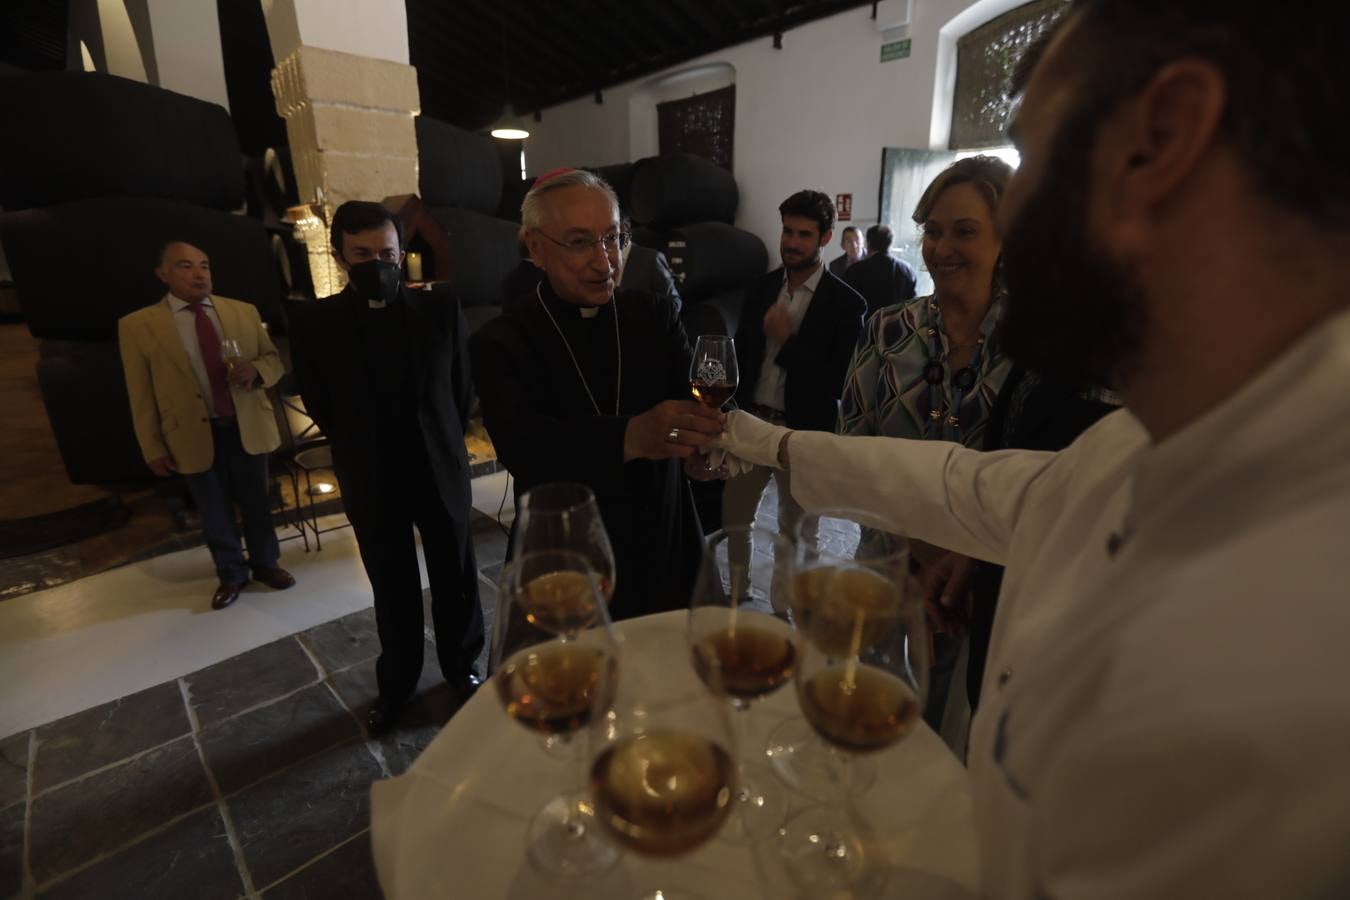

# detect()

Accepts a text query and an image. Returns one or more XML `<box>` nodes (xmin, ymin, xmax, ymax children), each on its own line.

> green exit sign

<box><xmin>881</xmin><ymin>38</ymin><xmax>911</xmax><ymax>62</ymax></box>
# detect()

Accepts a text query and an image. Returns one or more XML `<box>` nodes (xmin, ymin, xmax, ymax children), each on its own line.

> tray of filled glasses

<box><xmin>371</xmin><ymin>516</ymin><xmax>979</xmax><ymax>899</ymax></box>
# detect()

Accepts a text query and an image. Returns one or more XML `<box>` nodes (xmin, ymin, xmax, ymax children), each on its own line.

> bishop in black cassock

<box><xmin>469</xmin><ymin>169</ymin><xmax>721</xmax><ymax>620</ymax></box>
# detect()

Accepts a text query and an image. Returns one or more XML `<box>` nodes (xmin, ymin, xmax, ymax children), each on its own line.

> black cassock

<box><xmin>469</xmin><ymin>279</ymin><xmax>703</xmax><ymax>620</ymax></box>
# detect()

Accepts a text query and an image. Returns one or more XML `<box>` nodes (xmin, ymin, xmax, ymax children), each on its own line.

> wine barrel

<box><xmin>0</xmin><ymin>72</ymin><xmax>244</xmax><ymax>212</ymax></box>
<box><xmin>36</xmin><ymin>339</ymin><xmax>151</xmax><ymax>484</ymax></box>
<box><xmin>628</xmin><ymin>154</ymin><xmax>737</xmax><ymax>227</ymax></box>
<box><xmin>0</xmin><ymin>197</ymin><xmax>283</xmax><ymax>340</ymax></box>
<box><xmin>271</xmin><ymin>231</ymin><xmax>314</xmax><ymax>300</ymax></box>
<box><xmin>496</xmin><ymin>174</ymin><xmax>531</xmax><ymax>222</ymax></box>
<box><xmin>423</xmin><ymin>206</ymin><xmax>521</xmax><ymax>308</ymax></box>
<box><xmin>587</xmin><ymin>162</ymin><xmax>637</xmax><ymax>215</ymax></box>
<box><xmin>680</xmin><ymin>289</ymin><xmax>743</xmax><ymax>339</ymax></box>
<box><xmin>417</xmin><ymin>116</ymin><xmax>502</xmax><ymax>215</ymax></box>
<box><xmin>653</xmin><ymin>222</ymin><xmax>767</xmax><ymax>303</ymax></box>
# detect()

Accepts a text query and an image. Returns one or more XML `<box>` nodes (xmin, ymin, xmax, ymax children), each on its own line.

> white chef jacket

<box><xmin>788</xmin><ymin>305</ymin><xmax>1350</xmax><ymax>898</ymax></box>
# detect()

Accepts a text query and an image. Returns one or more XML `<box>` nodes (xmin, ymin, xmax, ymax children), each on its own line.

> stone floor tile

<box><xmin>230</xmin><ymin>739</ymin><xmax>382</xmax><ymax>890</ymax></box>
<box><xmin>301</xmin><ymin>608</ymin><xmax>379</xmax><ymax>674</ymax></box>
<box><xmin>260</xmin><ymin>831</ymin><xmax>382</xmax><ymax>900</ymax></box>
<box><xmin>33</xmin><ymin>682</ymin><xmax>188</xmax><ymax>793</ymax></box>
<box><xmin>200</xmin><ymin>683</ymin><xmax>359</xmax><ymax>796</ymax></box>
<box><xmin>29</xmin><ymin>736</ymin><xmax>211</xmax><ymax>884</ymax></box>
<box><xmin>37</xmin><ymin>806</ymin><xmax>241</xmax><ymax>900</ymax></box>
<box><xmin>470</xmin><ymin>514</ymin><xmax>509</xmax><ymax>568</ymax></box>
<box><xmin>184</xmin><ymin>638</ymin><xmax>319</xmax><ymax>728</ymax></box>
<box><xmin>373</xmin><ymin>681</ymin><xmax>463</xmax><ymax>776</ymax></box>
<box><xmin>328</xmin><ymin>645</ymin><xmax>445</xmax><ymax>722</ymax></box>
<box><xmin>0</xmin><ymin>731</ymin><xmax>28</xmax><ymax>811</ymax></box>
<box><xmin>1</xmin><ymin>802</ymin><xmax>23</xmax><ymax>900</ymax></box>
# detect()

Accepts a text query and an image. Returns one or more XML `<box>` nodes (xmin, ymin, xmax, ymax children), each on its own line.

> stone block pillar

<box><xmin>269</xmin><ymin>45</ymin><xmax>420</xmax><ymax>296</ymax></box>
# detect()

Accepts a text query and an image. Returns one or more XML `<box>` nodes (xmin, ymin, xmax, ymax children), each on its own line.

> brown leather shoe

<box><xmin>253</xmin><ymin>567</ymin><xmax>296</xmax><ymax>590</ymax></box>
<box><xmin>212</xmin><ymin>582</ymin><xmax>244</xmax><ymax>611</ymax></box>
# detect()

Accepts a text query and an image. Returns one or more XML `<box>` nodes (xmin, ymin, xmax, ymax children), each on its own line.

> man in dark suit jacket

<box><xmin>724</xmin><ymin>190</ymin><xmax>866</xmax><ymax>577</ymax></box>
<box><xmin>843</xmin><ymin>224</ymin><xmax>918</xmax><ymax>319</ymax></box>
<box><xmin>289</xmin><ymin>201</ymin><xmax>485</xmax><ymax>735</ymax></box>
<box><xmin>826</xmin><ymin>225</ymin><xmax>865</xmax><ymax>278</ymax></box>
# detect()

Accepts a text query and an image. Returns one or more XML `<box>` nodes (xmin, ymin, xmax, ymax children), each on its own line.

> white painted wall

<box><xmin>67</xmin><ymin>0</ymin><xmax>230</xmax><ymax>109</ymax></box>
<box><xmin>145</xmin><ymin>0</ymin><xmax>230</xmax><ymax>109</ymax></box>
<box><xmin>262</xmin><ymin>0</ymin><xmax>408</xmax><ymax>65</ymax></box>
<box><xmin>500</xmin><ymin>0</ymin><xmax>1007</xmax><ymax>264</ymax></box>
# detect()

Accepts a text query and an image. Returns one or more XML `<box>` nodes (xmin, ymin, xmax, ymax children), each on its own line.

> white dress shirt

<box><xmin>753</xmin><ymin>263</ymin><xmax>824</xmax><ymax>411</ymax></box>
<box><xmin>167</xmin><ymin>293</ymin><xmax>227</xmax><ymax>418</ymax></box>
<box><xmin>787</xmin><ymin>305</ymin><xmax>1350</xmax><ymax>898</ymax></box>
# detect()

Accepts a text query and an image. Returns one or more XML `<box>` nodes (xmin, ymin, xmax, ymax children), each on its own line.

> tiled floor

<box><xmin>1</xmin><ymin>516</ymin><xmax>508</xmax><ymax>900</ymax></box>
<box><xmin>0</xmin><ymin>470</ymin><xmax>777</xmax><ymax>899</ymax></box>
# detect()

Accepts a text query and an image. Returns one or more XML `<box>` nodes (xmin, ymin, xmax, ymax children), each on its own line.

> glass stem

<box><xmin>563</xmin><ymin>723</ymin><xmax>590</xmax><ymax>838</ymax></box>
<box><xmin>730</xmin><ymin>699</ymin><xmax>752</xmax><ymax>801</ymax></box>
<box><xmin>824</xmin><ymin>748</ymin><xmax>853</xmax><ymax>866</ymax></box>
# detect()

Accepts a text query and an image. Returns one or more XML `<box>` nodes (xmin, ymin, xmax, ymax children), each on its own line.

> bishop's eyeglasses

<box><xmin>537</xmin><ymin>230</ymin><xmax>631</xmax><ymax>257</ymax></box>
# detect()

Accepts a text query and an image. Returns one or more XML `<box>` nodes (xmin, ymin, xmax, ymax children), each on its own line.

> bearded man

<box><xmin>714</xmin><ymin>2</ymin><xmax>1350</xmax><ymax>895</ymax></box>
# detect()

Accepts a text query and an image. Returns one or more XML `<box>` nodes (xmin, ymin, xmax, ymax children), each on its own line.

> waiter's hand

<box><xmin>921</xmin><ymin>551</ymin><xmax>975</xmax><ymax>635</ymax></box>
<box><xmin>763</xmin><ymin>303</ymin><xmax>792</xmax><ymax>344</ymax></box>
<box><xmin>147</xmin><ymin>456</ymin><xmax>177</xmax><ymax>477</ymax></box>
<box><xmin>227</xmin><ymin>360</ymin><xmax>259</xmax><ymax>388</ymax></box>
<box><xmin>625</xmin><ymin>400</ymin><xmax>724</xmax><ymax>462</ymax></box>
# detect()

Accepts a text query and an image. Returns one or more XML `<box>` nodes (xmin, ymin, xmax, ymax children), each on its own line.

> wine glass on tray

<box><xmin>588</xmin><ymin>618</ymin><xmax>739</xmax><ymax>899</ymax></box>
<box><xmin>777</xmin><ymin>521</ymin><xmax>927</xmax><ymax>895</ymax></box>
<box><xmin>687</xmin><ymin>525</ymin><xmax>796</xmax><ymax>843</ymax></box>
<box><xmin>490</xmin><ymin>549</ymin><xmax>621</xmax><ymax>875</ymax></box>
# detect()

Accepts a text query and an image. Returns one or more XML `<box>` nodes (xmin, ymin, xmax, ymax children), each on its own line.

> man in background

<box><xmin>843</xmin><ymin>223</ymin><xmax>918</xmax><ymax>318</ymax></box>
<box><xmin>723</xmin><ymin>190</ymin><xmax>865</xmax><ymax>565</ymax></box>
<box><xmin>826</xmin><ymin>224</ymin><xmax>866</xmax><ymax>277</ymax></box>
<box><xmin>119</xmin><ymin>240</ymin><xmax>294</xmax><ymax>611</ymax></box>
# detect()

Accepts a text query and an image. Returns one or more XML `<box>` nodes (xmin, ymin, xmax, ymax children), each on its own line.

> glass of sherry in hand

<box><xmin>689</xmin><ymin>335</ymin><xmax>738</xmax><ymax>409</ymax></box>
<box><xmin>686</xmin><ymin>525</ymin><xmax>795</xmax><ymax>844</ymax></box>
<box><xmin>491</xmin><ymin>549</ymin><xmax>622</xmax><ymax>875</ymax></box>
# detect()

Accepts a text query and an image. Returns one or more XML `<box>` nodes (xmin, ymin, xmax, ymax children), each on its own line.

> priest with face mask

<box><xmin>289</xmin><ymin>200</ymin><xmax>485</xmax><ymax>736</ymax></box>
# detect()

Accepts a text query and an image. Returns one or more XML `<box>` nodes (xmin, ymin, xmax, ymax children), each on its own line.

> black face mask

<box><xmin>346</xmin><ymin>259</ymin><xmax>401</xmax><ymax>304</ymax></box>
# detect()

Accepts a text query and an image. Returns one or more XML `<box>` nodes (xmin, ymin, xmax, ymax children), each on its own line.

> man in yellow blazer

<box><xmin>119</xmin><ymin>240</ymin><xmax>296</xmax><ymax>610</ymax></box>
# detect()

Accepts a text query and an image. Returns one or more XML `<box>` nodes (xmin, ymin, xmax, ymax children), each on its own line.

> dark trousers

<box><xmin>349</xmin><ymin>480</ymin><xmax>486</xmax><ymax>702</ymax></box>
<box><xmin>183</xmin><ymin>419</ymin><xmax>279</xmax><ymax>584</ymax></box>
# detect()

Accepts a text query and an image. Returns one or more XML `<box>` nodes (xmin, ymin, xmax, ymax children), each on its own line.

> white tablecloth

<box><xmin>370</xmin><ymin>611</ymin><xmax>979</xmax><ymax>898</ymax></box>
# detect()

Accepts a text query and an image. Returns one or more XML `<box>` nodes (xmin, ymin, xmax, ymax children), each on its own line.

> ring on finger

<box><xmin>667</xmin><ymin>427</ymin><xmax>680</xmax><ymax>442</ymax></box>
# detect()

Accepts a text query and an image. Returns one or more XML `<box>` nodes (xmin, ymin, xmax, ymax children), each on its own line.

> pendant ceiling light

<box><xmin>490</xmin><ymin>8</ymin><xmax>529</xmax><ymax>140</ymax></box>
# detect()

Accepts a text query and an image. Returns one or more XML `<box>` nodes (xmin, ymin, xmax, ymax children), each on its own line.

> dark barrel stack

<box><xmin>615</xmin><ymin>153</ymin><xmax>766</xmax><ymax>338</ymax></box>
<box><xmin>0</xmin><ymin>72</ymin><xmax>285</xmax><ymax>484</ymax></box>
<box><xmin>414</xmin><ymin>115</ymin><xmax>520</xmax><ymax>336</ymax></box>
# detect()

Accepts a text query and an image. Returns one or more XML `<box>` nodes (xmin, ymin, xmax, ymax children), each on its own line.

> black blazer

<box><xmin>735</xmin><ymin>266</ymin><xmax>866</xmax><ymax>432</ymax></box>
<box><xmin>287</xmin><ymin>285</ymin><xmax>474</xmax><ymax>529</ymax></box>
<box><xmin>843</xmin><ymin>252</ymin><xmax>918</xmax><ymax>319</ymax></box>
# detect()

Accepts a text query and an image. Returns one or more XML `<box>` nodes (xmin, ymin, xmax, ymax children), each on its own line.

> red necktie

<box><xmin>189</xmin><ymin>303</ymin><xmax>235</xmax><ymax>417</ymax></box>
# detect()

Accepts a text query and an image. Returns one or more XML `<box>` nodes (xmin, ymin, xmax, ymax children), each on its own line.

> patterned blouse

<box><xmin>836</xmin><ymin>294</ymin><xmax>1011</xmax><ymax>447</ymax></box>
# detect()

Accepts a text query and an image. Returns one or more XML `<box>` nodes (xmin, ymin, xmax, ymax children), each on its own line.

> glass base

<box><xmin>717</xmin><ymin>761</ymin><xmax>789</xmax><ymax>845</ymax></box>
<box><xmin>539</xmin><ymin>731</ymin><xmax>575</xmax><ymax>758</ymax></box>
<box><xmin>777</xmin><ymin>806</ymin><xmax>885</xmax><ymax>896</ymax></box>
<box><xmin>765</xmin><ymin>717</ymin><xmax>876</xmax><ymax>802</ymax></box>
<box><xmin>526</xmin><ymin>792</ymin><xmax>622</xmax><ymax>876</ymax></box>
